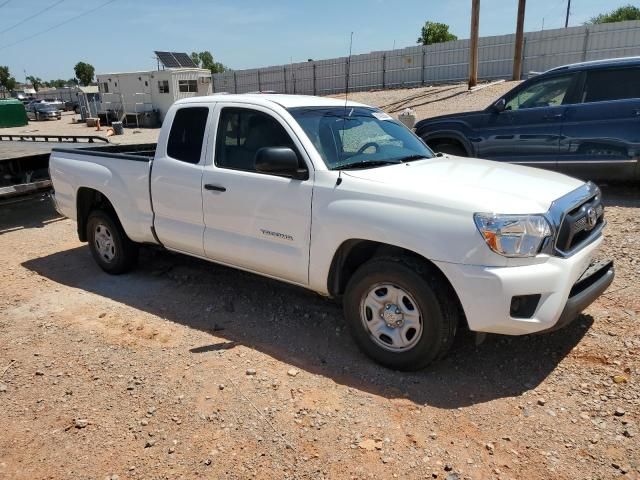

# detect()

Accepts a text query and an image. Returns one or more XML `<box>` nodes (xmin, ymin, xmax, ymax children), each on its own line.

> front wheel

<box><xmin>432</xmin><ymin>142</ymin><xmax>467</xmax><ymax>157</ymax></box>
<box><xmin>343</xmin><ymin>257</ymin><xmax>458</xmax><ymax>370</ymax></box>
<box><xmin>87</xmin><ymin>209</ymin><xmax>138</xmax><ymax>274</ymax></box>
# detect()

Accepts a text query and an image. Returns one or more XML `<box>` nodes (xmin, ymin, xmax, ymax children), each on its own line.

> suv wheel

<box><xmin>343</xmin><ymin>257</ymin><xmax>458</xmax><ymax>370</ymax></box>
<box><xmin>87</xmin><ymin>209</ymin><xmax>138</xmax><ymax>274</ymax></box>
<box><xmin>433</xmin><ymin>142</ymin><xmax>467</xmax><ymax>157</ymax></box>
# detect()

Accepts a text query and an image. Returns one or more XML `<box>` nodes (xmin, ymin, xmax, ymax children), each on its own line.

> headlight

<box><xmin>474</xmin><ymin>213</ymin><xmax>552</xmax><ymax>257</ymax></box>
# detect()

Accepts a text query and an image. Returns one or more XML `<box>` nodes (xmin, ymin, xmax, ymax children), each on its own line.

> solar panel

<box><xmin>155</xmin><ymin>51</ymin><xmax>197</xmax><ymax>69</ymax></box>
<box><xmin>155</xmin><ymin>51</ymin><xmax>180</xmax><ymax>68</ymax></box>
<box><xmin>173</xmin><ymin>52</ymin><xmax>197</xmax><ymax>68</ymax></box>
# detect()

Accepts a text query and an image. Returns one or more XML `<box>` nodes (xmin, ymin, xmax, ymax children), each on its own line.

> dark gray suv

<box><xmin>415</xmin><ymin>56</ymin><xmax>640</xmax><ymax>182</ymax></box>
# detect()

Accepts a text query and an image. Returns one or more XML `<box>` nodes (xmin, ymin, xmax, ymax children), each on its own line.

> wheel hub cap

<box><xmin>94</xmin><ymin>223</ymin><xmax>116</xmax><ymax>263</ymax></box>
<box><xmin>382</xmin><ymin>304</ymin><xmax>404</xmax><ymax>328</ymax></box>
<box><xmin>360</xmin><ymin>283</ymin><xmax>423</xmax><ymax>352</ymax></box>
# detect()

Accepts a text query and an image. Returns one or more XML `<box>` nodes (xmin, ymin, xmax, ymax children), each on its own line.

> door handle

<box><xmin>633</xmin><ymin>109</ymin><xmax>640</xmax><ymax>116</ymax></box>
<box><xmin>544</xmin><ymin>113</ymin><xmax>564</xmax><ymax>120</ymax></box>
<box><xmin>204</xmin><ymin>184</ymin><xmax>226</xmax><ymax>192</ymax></box>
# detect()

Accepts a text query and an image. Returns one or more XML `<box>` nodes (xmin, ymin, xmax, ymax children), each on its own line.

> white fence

<box><xmin>212</xmin><ymin>20</ymin><xmax>640</xmax><ymax>95</ymax></box>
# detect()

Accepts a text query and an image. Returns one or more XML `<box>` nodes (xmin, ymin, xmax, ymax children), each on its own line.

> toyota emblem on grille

<box><xmin>585</xmin><ymin>207</ymin><xmax>597</xmax><ymax>230</ymax></box>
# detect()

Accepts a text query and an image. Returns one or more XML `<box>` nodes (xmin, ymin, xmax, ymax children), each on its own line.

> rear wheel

<box><xmin>343</xmin><ymin>257</ymin><xmax>458</xmax><ymax>370</ymax></box>
<box><xmin>87</xmin><ymin>209</ymin><xmax>138</xmax><ymax>274</ymax></box>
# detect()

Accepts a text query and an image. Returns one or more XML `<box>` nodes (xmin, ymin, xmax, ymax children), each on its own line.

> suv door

<box><xmin>477</xmin><ymin>73</ymin><xmax>578</xmax><ymax>169</ymax></box>
<box><xmin>556</xmin><ymin>67</ymin><xmax>640</xmax><ymax>181</ymax></box>
<box><xmin>202</xmin><ymin>105</ymin><xmax>313</xmax><ymax>285</ymax></box>
<box><xmin>151</xmin><ymin>106</ymin><xmax>210</xmax><ymax>256</ymax></box>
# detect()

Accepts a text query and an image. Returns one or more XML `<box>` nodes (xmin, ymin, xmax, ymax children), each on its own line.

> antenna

<box><xmin>344</xmin><ymin>31</ymin><xmax>353</xmax><ymax>110</ymax></box>
<box><xmin>337</xmin><ymin>32</ymin><xmax>353</xmax><ymax>187</ymax></box>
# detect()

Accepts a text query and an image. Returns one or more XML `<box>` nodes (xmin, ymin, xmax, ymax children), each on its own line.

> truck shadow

<box><xmin>0</xmin><ymin>194</ymin><xmax>64</xmax><ymax>234</ymax></box>
<box><xmin>22</xmin><ymin>244</ymin><xmax>592</xmax><ymax>409</ymax></box>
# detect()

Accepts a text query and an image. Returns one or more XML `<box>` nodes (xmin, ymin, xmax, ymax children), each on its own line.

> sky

<box><xmin>0</xmin><ymin>0</ymin><xmax>631</xmax><ymax>81</ymax></box>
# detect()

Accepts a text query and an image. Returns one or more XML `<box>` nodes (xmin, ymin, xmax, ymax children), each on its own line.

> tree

<box><xmin>588</xmin><ymin>4</ymin><xmax>640</xmax><ymax>24</ymax></box>
<box><xmin>74</xmin><ymin>61</ymin><xmax>95</xmax><ymax>86</ymax></box>
<box><xmin>417</xmin><ymin>21</ymin><xmax>458</xmax><ymax>45</ymax></box>
<box><xmin>190</xmin><ymin>51</ymin><xmax>201</xmax><ymax>67</ymax></box>
<box><xmin>191</xmin><ymin>51</ymin><xmax>227</xmax><ymax>73</ymax></box>
<box><xmin>4</xmin><ymin>76</ymin><xmax>16</xmax><ymax>94</ymax></box>
<box><xmin>0</xmin><ymin>66</ymin><xmax>17</xmax><ymax>98</ymax></box>
<box><xmin>48</xmin><ymin>79</ymin><xmax>68</xmax><ymax>88</ymax></box>
<box><xmin>68</xmin><ymin>77</ymin><xmax>79</xmax><ymax>86</ymax></box>
<box><xmin>0</xmin><ymin>66</ymin><xmax>10</xmax><ymax>97</ymax></box>
<box><xmin>26</xmin><ymin>75</ymin><xmax>43</xmax><ymax>92</ymax></box>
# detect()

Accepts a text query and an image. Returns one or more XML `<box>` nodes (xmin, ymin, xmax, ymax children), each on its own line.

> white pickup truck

<box><xmin>50</xmin><ymin>94</ymin><xmax>614</xmax><ymax>370</ymax></box>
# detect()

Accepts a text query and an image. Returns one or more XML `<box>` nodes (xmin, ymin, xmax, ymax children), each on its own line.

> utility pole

<box><xmin>512</xmin><ymin>0</ymin><xmax>526</xmax><ymax>80</ymax></box>
<box><xmin>564</xmin><ymin>0</ymin><xmax>571</xmax><ymax>28</ymax></box>
<box><xmin>468</xmin><ymin>0</ymin><xmax>480</xmax><ymax>89</ymax></box>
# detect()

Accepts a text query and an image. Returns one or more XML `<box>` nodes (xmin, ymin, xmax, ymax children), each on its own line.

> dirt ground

<box><xmin>0</xmin><ymin>112</ymin><xmax>159</xmax><ymax>146</ymax></box>
<box><xmin>0</xmin><ymin>84</ymin><xmax>639</xmax><ymax>480</ymax></box>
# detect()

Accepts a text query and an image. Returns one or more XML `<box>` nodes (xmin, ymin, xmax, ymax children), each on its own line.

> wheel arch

<box><xmin>327</xmin><ymin>239</ymin><xmax>468</xmax><ymax>328</ymax></box>
<box><xmin>76</xmin><ymin>187</ymin><xmax>118</xmax><ymax>242</ymax></box>
<box><xmin>420</xmin><ymin>130</ymin><xmax>474</xmax><ymax>156</ymax></box>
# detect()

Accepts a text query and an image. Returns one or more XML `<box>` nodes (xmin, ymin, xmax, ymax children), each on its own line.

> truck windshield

<box><xmin>288</xmin><ymin>106</ymin><xmax>434</xmax><ymax>170</ymax></box>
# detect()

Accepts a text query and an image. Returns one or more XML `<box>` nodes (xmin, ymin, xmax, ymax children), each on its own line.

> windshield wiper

<box><xmin>333</xmin><ymin>159</ymin><xmax>402</xmax><ymax>170</ymax></box>
<box><xmin>394</xmin><ymin>154</ymin><xmax>430</xmax><ymax>163</ymax></box>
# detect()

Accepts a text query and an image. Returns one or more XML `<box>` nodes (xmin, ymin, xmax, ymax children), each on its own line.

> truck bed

<box><xmin>51</xmin><ymin>143</ymin><xmax>157</xmax><ymax>161</ymax></box>
<box><xmin>49</xmin><ymin>143</ymin><xmax>159</xmax><ymax>244</ymax></box>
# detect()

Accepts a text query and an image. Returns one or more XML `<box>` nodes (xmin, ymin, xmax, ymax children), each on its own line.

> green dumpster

<box><xmin>0</xmin><ymin>99</ymin><xmax>29</xmax><ymax>128</ymax></box>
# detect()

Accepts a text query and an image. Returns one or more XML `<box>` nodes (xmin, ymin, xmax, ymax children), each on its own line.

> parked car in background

<box><xmin>43</xmin><ymin>98</ymin><xmax>64</xmax><ymax>111</ymax></box>
<box><xmin>415</xmin><ymin>56</ymin><xmax>640</xmax><ymax>182</ymax></box>
<box><xmin>64</xmin><ymin>100</ymin><xmax>80</xmax><ymax>113</ymax></box>
<box><xmin>26</xmin><ymin>102</ymin><xmax>61</xmax><ymax>121</ymax></box>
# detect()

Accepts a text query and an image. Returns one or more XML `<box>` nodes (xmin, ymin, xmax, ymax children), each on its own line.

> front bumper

<box><xmin>435</xmin><ymin>235</ymin><xmax>614</xmax><ymax>335</ymax></box>
<box><xmin>546</xmin><ymin>259</ymin><xmax>614</xmax><ymax>332</ymax></box>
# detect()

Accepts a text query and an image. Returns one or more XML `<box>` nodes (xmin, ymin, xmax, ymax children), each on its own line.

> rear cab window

<box><xmin>167</xmin><ymin>107</ymin><xmax>209</xmax><ymax>164</ymax></box>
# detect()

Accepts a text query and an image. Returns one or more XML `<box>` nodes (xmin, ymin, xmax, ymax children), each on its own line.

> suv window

<box><xmin>215</xmin><ymin>107</ymin><xmax>300</xmax><ymax>172</ymax></box>
<box><xmin>582</xmin><ymin>68</ymin><xmax>640</xmax><ymax>103</ymax></box>
<box><xmin>505</xmin><ymin>75</ymin><xmax>574</xmax><ymax>111</ymax></box>
<box><xmin>167</xmin><ymin>107</ymin><xmax>209</xmax><ymax>164</ymax></box>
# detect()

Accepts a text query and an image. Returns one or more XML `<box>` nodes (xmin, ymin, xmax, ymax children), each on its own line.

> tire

<box><xmin>86</xmin><ymin>209</ymin><xmax>138</xmax><ymax>274</ymax></box>
<box><xmin>343</xmin><ymin>256</ymin><xmax>458</xmax><ymax>370</ymax></box>
<box><xmin>433</xmin><ymin>142</ymin><xmax>467</xmax><ymax>157</ymax></box>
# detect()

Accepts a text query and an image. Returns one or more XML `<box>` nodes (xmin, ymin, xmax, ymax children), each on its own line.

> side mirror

<box><xmin>493</xmin><ymin>98</ymin><xmax>506</xmax><ymax>113</ymax></box>
<box><xmin>255</xmin><ymin>147</ymin><xmax>308</xmax><ymax>180</ymax></box>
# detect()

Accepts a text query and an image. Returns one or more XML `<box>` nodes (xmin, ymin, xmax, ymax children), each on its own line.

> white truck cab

<box><xmin>50</xmin><ymin>94</ymin><xmax>614</xmax><ymax>370</ymax></box>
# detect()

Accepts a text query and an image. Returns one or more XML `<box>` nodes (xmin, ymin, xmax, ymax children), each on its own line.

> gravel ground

<box><xmin>0</xmin><ymin>85</ymin><xmax>638</xmax><ymax>479</ymax></box>
<box><xmin>331</xmin><ymin>81</ymin><xmax>519</xmax><ymax>120</ymax></box>
<box><xmin>0</xmin><ymin>112</ymin><xmax>160</xmax><ymax>146</ymax></box>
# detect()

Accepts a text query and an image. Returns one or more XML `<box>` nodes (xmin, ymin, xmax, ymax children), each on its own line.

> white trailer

<box><xmin>95</xmin><ymin>68</ymin><xmax>212</xmax><ymax>126</ymax></box>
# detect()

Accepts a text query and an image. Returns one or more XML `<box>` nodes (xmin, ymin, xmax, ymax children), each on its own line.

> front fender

<box><xmin>307</xmin><ymin>173</ymin><xmax>507</xmax><ymax>294</ymax></box>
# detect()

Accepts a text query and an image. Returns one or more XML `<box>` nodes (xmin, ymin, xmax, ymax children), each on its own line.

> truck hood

<box><xmin>342</xmin><ymin>155</ymin><xmax>584</xmax><ymax>214</ymax></box>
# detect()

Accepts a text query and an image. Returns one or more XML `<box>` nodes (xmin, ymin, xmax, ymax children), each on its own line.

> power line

<box><xmin>0</xmin><ymin>0</ymin><xmax>117</xmax><ymax>51</ymax></box>
<box><xmin>0</xmin><ymin>1</ymin><xmax>11</xmax><ymax>9</ymax></box>
<box><xmin>0</xmin><ymin>0</ymin><xmax>65</xmax><ymax>35</ymax></box>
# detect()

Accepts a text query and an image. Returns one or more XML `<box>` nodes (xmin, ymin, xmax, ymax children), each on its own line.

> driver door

<box><xmin>477</xmin><ymin>73</ymin><xmax>578</xmax><ymax>169</ymax></box>
<box><xmin>202</xmin><ymin>104</ymin><xmax>313</xmax><ymax>285</ymax></box>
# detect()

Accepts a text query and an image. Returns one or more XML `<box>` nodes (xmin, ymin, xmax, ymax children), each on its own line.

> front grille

<box><xmin>555</xmin><ymin>193</ymin><xmax>604</xmax><ymax>255</ymax></box>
